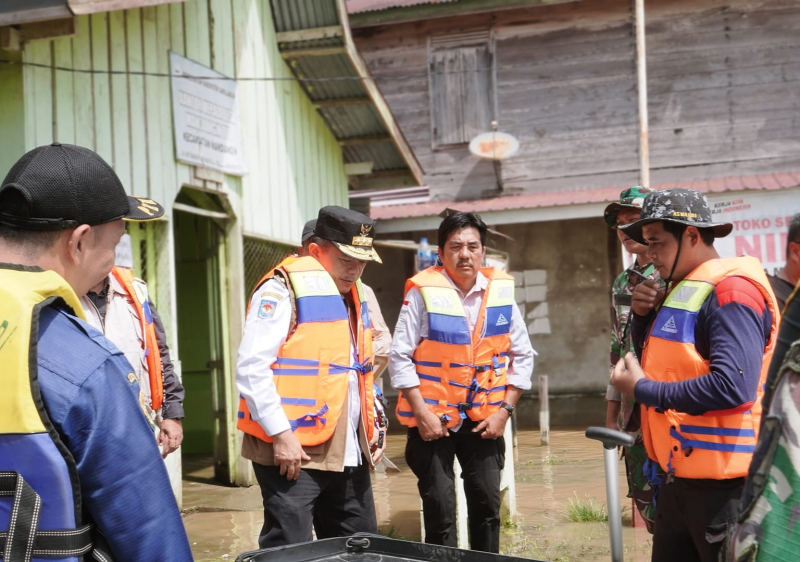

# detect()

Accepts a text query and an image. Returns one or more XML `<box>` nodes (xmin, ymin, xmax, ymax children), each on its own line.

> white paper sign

<box><xmin>170</xmin><ymin>52</ymin><xmax>246</xmax><ymax>176</ymax></box>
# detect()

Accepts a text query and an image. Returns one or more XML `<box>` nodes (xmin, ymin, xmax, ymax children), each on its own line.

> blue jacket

<box><xmin>37</xmin><ymin>303</ymin><xmax>193</xmax><ymax>561</ymax></box>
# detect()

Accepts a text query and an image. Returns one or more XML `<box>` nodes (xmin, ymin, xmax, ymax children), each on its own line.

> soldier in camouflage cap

<box><xmin>603</xmin><ymin>186</ymin><xmax>661</xmax><ymax>533</ymax></box>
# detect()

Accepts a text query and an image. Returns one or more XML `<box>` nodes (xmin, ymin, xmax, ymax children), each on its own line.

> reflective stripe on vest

<box><xmin>237</xmin><ymin>256</ymin><xmax>375</xmax><ymax>446</ymax></box>
<box><xmin>0</xmin><ymin>267</ymin><xmax>94</xmax><ymax>562</ymax></box>
<box><xmin>396</xmin><ymin>267</ymin><xmax>514</xmax><ymax>428</ymax></box>
<box><xmin>640</xmin><ymin>257</ymin><xmax>779</xmax><ymax>480</ymax></box>
<box><xmin>111</xmin><ymin>266</ymin><xmax>164</xmax><ymax>411</ymax></box>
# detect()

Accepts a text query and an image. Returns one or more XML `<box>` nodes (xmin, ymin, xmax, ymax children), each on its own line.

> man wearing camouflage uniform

<box><xmin>603</xmin><ymin>186</ymin><xmax>661</xmax><ymax>533</ymax></box>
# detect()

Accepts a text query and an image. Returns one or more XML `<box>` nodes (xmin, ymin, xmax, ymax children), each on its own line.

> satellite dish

<box><xmin>469</xmin><ymin>131</ymin><xmax>520</xmax><ymax>161</ymax></box>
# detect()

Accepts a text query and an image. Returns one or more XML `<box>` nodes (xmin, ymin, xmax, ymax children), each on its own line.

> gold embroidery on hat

<box><xmin>136</xmin><ymin>198</ymin><xmax>160</xmax><ymax>217</ymax></box>
<box><xmin>360</xmin><ymin>224</ymin><xmax>373</xmax><ymax>236</ymax></box>
<box><xmin>672</xmin><ymin>211</ymin><xmax>698</xmax><ymax>218</ymax></box>
<box><xmin>351</xmin><ymin>236</ymin><xmax>373</xmax><ymax>247</ymax></box>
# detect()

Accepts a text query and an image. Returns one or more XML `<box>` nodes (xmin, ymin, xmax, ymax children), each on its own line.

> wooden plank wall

<box><xmin>19</xmin><ymin>0</ymin><xmax>348</xmax><ymax>244</ymax></box>
<box><xmin>352</xmin><ymin>0</ymin><xmax>800</xmax><ymax>201</ymax></box>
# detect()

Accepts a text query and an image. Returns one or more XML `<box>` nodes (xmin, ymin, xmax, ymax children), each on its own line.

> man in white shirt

<box><xmin>389</xmin><ymin>211</ymin><xmax>535</xmax><ymax>553</ymax></box>
<box><xmin>236</xmin><ymin>206</ymin><xmax>385</xmax><ymax>548</ymax></box>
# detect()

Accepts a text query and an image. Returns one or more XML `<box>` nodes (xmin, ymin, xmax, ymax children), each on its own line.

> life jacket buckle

<box><xmin>457</xmin><ymin>402</ymin><xmax>473</xmax><ymax>411</ymax></box>
<box><xmin>475</xmin><ymin>365</ymin><xmax>491</xmax><ymax>373</ymax></box>
<box><xmin>683</xmin><ymin>446</ymin><xmax>694</xmax><ymax>457</ymax></box>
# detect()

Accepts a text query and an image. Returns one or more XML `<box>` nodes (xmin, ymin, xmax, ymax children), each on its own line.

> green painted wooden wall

<box><xmin>17</xmin><ymin>0</ymin><xmax>348</xmax><ymax>245</ymax></box>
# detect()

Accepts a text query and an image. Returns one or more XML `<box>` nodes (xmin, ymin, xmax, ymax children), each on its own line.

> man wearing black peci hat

<box><xmin>0</xmin><ymin>143</ymin><xmax>192</xmax><ymax>561</ymax></box>
<box><xmin>236</xmin><ymin>205</ymin><xmax>385</xmax><ymax>548</ymax></box>
<box><xmin>610</xmin><ymin>188</ymin><xmax>780</xmax><ymax>562</ymax></box>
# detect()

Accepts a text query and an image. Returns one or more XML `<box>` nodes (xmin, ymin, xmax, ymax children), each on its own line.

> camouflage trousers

<box><xmin>621</xmin><ymin>406</ymin><xmax>662</xmax><ymax>535</ymax></box>
<box><xmin>622</xmin><ymin>437</ymin><xmax>658</xmax><ymax>534</ymax></box>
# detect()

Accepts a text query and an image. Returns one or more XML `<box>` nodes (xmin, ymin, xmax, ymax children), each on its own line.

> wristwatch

<box><xmin>500</xmin><ymin>402</ymin><xmax>515</xmax><ymax>415</ymax></box>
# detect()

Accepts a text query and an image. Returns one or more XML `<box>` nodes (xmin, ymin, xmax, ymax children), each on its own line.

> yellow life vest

<box><xmin>237</xmin><ymin>256</ymin><xmax>375</xmax><ymax>446</ymax></box>
<box><xmin>640</xmin><ymin>257</ymin><xmax>779</xmax><ymax>480</ymax></box>
<box><xmin>396</xmin><ymin>267</ymin><xmax>516</xmax><ymax>428</ymax></box>
<box><xmin>0</xmin><ymin>265</ymin><xmax>94</xmax><ymax>561</ymax></box>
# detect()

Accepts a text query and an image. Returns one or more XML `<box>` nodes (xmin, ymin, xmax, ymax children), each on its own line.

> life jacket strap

<box><xmin>289</xmin><ymin>404</ymin><xmax>329</xmax><ymax>431</ymax></box>
<box><xmin>0</xmin><ymin>472</ymin><xmax>93</xmax><ymax>561</ymax></box>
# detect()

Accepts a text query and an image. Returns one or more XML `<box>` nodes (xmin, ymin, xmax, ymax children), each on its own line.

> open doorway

<box><xmin>173</xmin><ymin>188</ymin><xmax>230</xmax><ymax>483</ymax></box>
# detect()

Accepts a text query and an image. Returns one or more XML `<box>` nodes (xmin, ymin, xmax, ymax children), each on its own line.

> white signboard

<box><xmin>707</xmin><ymin>188</ymin><xmax>800</xmax><ymax>275</ymax></box>
<box><xmin>170</xmin><ymin>52</ymin><xmax>246</xmax><ymax>176</ymax></box>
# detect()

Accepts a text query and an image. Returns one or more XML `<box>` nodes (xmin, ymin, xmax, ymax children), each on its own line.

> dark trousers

<box><xmin>251</xmin><ymin>459</ymin><xmax>378</xmax><ymax>549</ymax></box>
<box><xmin>651</xmin><ymin>476</ymin><xmax>743</xmax><ymax>562</ymax></box>
<box><xmin>405</xmin><ymin>421</ymin><xmax>506</xmax><ymax>553</ymax></box>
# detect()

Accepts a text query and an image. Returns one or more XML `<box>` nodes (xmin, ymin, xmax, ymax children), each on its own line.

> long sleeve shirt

<box><xmin>632</xmin><ymin>276</ymin><xmax>773</xmax><ymax>416</ymax></box>
<box><xmin>37</xmin><ymin>304</ymin><xmax>192</xmax><ymax>561</ymax></box>
<box><xmin>363</xmin><ymin>283</ymin><xmax>391</xmax><ymax>358</ymax></box>
<box><xmin>236</xmin><ymin>277</ymin><xmax>363</xmax><ymax>467</ymax></box>
<box><xmin>85</xmin><ymin>282</ymin><xmax>185</xmax><ymax>419</ymax></box>
<box><xmin>389</xmin><ymin>269</ymin><xmax>536</xmax><ymax>397</ymax></box>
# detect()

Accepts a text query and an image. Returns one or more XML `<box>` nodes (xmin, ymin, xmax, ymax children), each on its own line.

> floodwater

<box><xmin>182</xmin><ymin>430</ymin><xmax>653</xmax><ymax>561</ymax></box>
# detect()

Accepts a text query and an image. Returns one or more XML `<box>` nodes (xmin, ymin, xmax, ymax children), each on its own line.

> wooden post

<box><xmin>539</xmin><ymin>375</ymin><xmax>550</xmax><ymax>445</ymax></box>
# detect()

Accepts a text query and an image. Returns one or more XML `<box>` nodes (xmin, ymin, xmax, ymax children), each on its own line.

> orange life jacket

<box><xmin>111</xmin><ymin>266</ymin><xmax>163</xmax><ymax>411</ymax></box>
<box><xmin>640</xmin><ymin>257</ymin><xmax>779</xmax><ymax>480</ymax></box>
<box><xmin>396</xmin><ymin>267</ymin><xmax>516</xmax><ymax>428</ymax></box>
<box><xmin>237</xmin><ymin>256</ymin><xmax>375</xmax><ymax>446</ymax></box>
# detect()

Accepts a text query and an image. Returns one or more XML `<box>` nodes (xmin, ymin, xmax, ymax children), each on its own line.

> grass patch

<box><xmin>565</xmin><ymin>493</ymin><xmax>608</xmax><ymax>523</ymax></box>
<box><xmin>377</xmin><ymin>526</ymin><xmax>412</xmax><ymax>541</ymax></box>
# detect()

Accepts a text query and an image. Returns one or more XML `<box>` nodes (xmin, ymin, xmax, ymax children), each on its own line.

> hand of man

<box><xmin>610</xmin><ymin>352</ymin><xmax>646</xmax><ymax>399</ymax></box>
<box><xmin>631</xmin><ymin>279</ymin><xmax>665</xmax><ymax>316</ymax></box>
<box><xmin>416</xmin><ymin>409</ymin><xmax>449</xmax><ymax>441</ymax></box>
<box><xmin>158</xmin><ymin>418</ymin><xmax>183</xmax><ymax>459</ymax></box>
<box><xmin>272</xmin><ymin>430</ymin><xmax>311</xmax><ymax>481</ymax></box>
<box><xmin>370</xmin><ymin>429</ymin><xmax>387</xmax><ymax>465</ymax></box>
<box><xmin>473</xmin><ymin>410</ymin><xmax>509</xmax><ymax>440</ymax></box>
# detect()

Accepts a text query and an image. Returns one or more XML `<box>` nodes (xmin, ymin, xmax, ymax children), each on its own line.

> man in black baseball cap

<box><xmin>0</xmin><ymin>142</ymin><xmax>164</xmax><ymax>297</ymax></box>
<box><xmin>610</xmin><ymin>188</ymin><xmax>779</xmax><ymax>562</ymax></box>
<box><xmin>0</xmin><ymin>144</ymin><xmax>191</xmax><ymax>561</ymax></box>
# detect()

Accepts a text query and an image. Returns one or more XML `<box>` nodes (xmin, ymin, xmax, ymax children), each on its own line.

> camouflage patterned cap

<box><xmin>603</xmin><ymin>186</ymin><xmax>653</xmax><ymax>228</ymax></box>
<box><xmin>620</xmin><ymin>188</ymin><xmax>733</xmax><ymax>244</ymax></box>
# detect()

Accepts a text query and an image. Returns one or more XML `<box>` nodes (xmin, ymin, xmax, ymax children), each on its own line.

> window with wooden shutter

<box><xmin>428</xmin><ymin>30</ymin><xmax>496</xmax><ymax>149</ymax></box>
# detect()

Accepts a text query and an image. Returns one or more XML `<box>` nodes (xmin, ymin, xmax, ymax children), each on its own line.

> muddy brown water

<box><xmin>182</xmin><ymin>430</ymin><xmax>653</xmax><ymax>561</ymax></box>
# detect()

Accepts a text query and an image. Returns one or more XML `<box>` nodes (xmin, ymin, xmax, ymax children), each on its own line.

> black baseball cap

<box><xmin>620</xmin><ymin>188</ymin><xmax>733</xmax><ymax>244</ymax></box>
<box><xmin>314</xmin><ymin>205</ymin><xmax>381</xmax><ymax>263</ymax></box>
<box><xmin>301</xmin><ymin>219</ymin><xmax>316</xmax><ymax>243</ymax></box>
<box><xmin>0</xmin><ymin>143</ymin><xmax>164</xmax><ymax>231</ymax></box>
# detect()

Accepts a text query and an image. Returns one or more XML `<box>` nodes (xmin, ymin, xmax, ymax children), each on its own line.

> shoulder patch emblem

<box><xmin>258</xmin><ymin>299</ymin><xmax>277</xmax><ymax>319</ymax></box>
<box><xmin>127</xmin><ymin>372</ymin><xmax>138</xmax><ymax>385</ymax></box>
<box><xmin>661</xmin><ymin>316</ymin><xmax>678</xmax><ymax>334</ymax></box>
<box><xmin>496</xmin><ymin>313</ymin><xmax>509</xmax><ymax>327</ymax></box>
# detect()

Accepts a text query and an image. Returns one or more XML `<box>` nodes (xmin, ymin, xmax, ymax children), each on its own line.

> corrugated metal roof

<box><xmin>271</xmin><ymin>0</ymin><xmax>340</xmax><ymax>33</ymax></box>
<box><xmin>346</xmin><ymin>0</ymin><xmax>458</xmax><ymax>15</ymax></box>
<box><xmin>270</xmin><ymin>0</ymin><xmax>423</xmax><ymax>188</ymax></box>
<box><xmin>370</xmin><ymin>170</ymin><xmax>800</xmax><ymax>220</ymax></box>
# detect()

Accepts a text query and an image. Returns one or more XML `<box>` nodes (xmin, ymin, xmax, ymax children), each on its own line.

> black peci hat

<box><xmin>0</xmin><ymin>143</ymin><xmax>164</xmax><ymax>231</ymax></box>
<box><xmin>314</xmin><ymin>206</ymin><xmax>381</xmax><ymax>263</ymax></box>
<box><xmin>620</xmin><ymin>188</ymin><xmax>733</xmax><ymax>244</ymax></box>
<box><xmin>301</xmin><ymin>219</ymin><xmax>316</xmax><ymax>243</ymax></box>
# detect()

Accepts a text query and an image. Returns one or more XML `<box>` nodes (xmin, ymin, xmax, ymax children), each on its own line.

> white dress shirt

<box><xmin>389</xmin><ymin>269</ymin><xmax>536</xmax><ymax>401</ymax></box>
<box><xmin>236</xmin><ymin>277</ymin><xmax>362</xmax><ymax>466</ymax></box>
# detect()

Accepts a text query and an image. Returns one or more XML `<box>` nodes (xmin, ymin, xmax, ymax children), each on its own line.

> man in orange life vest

<box><xmin>236</xmin><ymin>206</ymin><xmax>386</xmax><ymax>548</ymax></box>
<box><xmin>81</xmin><ymin>234</ymin><xmax>185</xmax><ymax>458</ymax></box>
<box><xmin>389</xmin><ymin>212</ymin><xmax>535</xmax><ymax>553</ymax></box>
<box><xmin>610</xmin><ymin>189</ymin><xmax>780</xmax><ymax>562</ymax></box>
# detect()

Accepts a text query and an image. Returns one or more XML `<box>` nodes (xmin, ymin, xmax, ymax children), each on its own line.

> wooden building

<box><xmin>348</xmin><ymin>0</ymin><xmax>800</xmax><ymax>405</ymax></box>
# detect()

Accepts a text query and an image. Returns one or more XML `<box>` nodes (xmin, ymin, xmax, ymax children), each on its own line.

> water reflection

<box><xmin>183</xmin><ymin>430</ymin><xmax>653</xmax><ymax>561</ymax></box>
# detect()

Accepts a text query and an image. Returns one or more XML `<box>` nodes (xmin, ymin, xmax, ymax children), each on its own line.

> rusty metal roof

<box><xmin>370</xmin><ymin>170</ymin><xmax>800</xmax><ymax>220</ymax></box>
<box><xmin>346</xmin><ymin>0</ymin><xmax>458</xmax><ymax>15</ymax></box>
<box><xmin>269</xmin><ymin>0</ymin><xmax>423</xmax><ymax>191</ymax></box>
